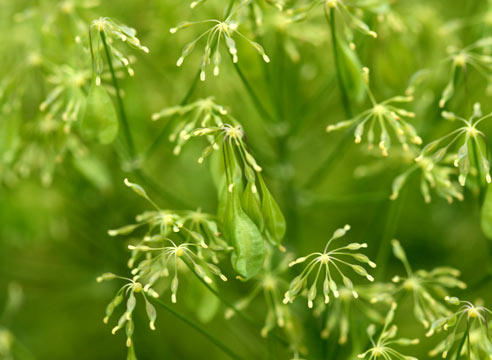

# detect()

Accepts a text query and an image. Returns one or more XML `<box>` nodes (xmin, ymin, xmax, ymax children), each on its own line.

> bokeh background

<box><xmin>1</xmin><ymin>0</ymin><xmax>491</xmax><ymax>359</ymax></box>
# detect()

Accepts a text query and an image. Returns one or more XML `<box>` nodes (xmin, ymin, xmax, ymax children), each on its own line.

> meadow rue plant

<box><xmin>439</xmin><ymin>37</ymin><xmax>492</xmax><ymax>108</ymax></box>
<box><xmin>327</xmin><ymin>67</ymin><xmax>422</xmax><ymax>156</ymax></box>
<box><xmin>416</xmin><ymin>103</ymin><xmax>492</xmax><ymax>187</ymax></box>
<box><xmin>313</xmin><ymin>283</ymin><xmax>394</xmax><ymax>344</ymax></box>
<box><xmin>426</xmin><ymin>297</ymin><xmax>492</xmax><ymax>359</ymax></box>
<box><xmin>151</xmin><ymin>97</ymin><xmax>230</xmax><ymax>156</ymax></box>
<box><xmin>170</xmin><ymin>0</ymin><xmax>270</xmax><ymax>81</ymax></box>
<box><xmin>390</xmin><ymin>146</ymin><xmax>463</xmax><ymax>204</ymax></box>
<box><xmin>224</xmin><ymin>249</ymin><xmax>295</xmax><ymax>338</ymax></box>
<box><xmin>377</xmin><ymin>240</ymin><xmax>467</xmax><ymax>330</ymax></box>
<box><xmin>4</xmin><ymin>1</ymin><xmax>492</xmax><ymax>359</ymax></box>
<box><xmin>358</xmin><ymin>302</ymin><xmax>419</xmax><ymax>360</ymax></box>
<box><xmin>283</xmin><ymin>225</ymin><xmax>376</xmax><ymax>308</ymax></box>
<box><xmin>289</xmin><ymin>0</ymin><xmax>381</xmax><ymax>43</ymax></box>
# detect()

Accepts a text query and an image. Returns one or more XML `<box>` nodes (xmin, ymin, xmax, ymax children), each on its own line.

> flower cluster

<box><xmin>416</xmin><ymin>103</ymin><xmax>492</xmax><ymax>187</ymax></box>
<box><xmin>151</xmin><ymin>97</ymin><xmax>231</xmax><ymax>156</ymax></box>
<box><xmin>439</xmin><ymin>37</ymin><xmax>492</xmax><ymax>108</ymax></box>
<box><xmin>99</xmin><ymin>178</ymin><xmax>230</xmax><ymax>353</ymax></box>
<box><xmin>170</xmin><ymin>0</ymin><xmax>270</xmax><ymax>81</ymax></box>
<box><xmin>283</xmin><ymin>225</ymin><xmax>376</xmax><ymax>308</ymax></box>
<box><xmin>288</xmin><ymin>0</ymin><xmax>384</xmax><ymax>46</ymax></box>
<box><xmin>327</xmin><ymin>68</ymin><xmax>422</xmax><ymax>156</ymax></box>
<box><xmin>390</xmin><ymin>146</ymin><xmax>463</xmax><ymax>203</ymax></box>
<box><xmin>89</xmin><ymin>17</ymin><xmax>149</xmax><ymax>85</ymax></box>
<box><xmin>313</xmin><ymin>283</ymin><xmax>394</xmax><ymax>344</ymax></box>
<box><xmin>427</xmin><ymin>297</ymin><xmax>492</xmax><ymax>359</ymax></box>
<box><xmin>372</xmin><ymin>240</ymin><xmax>467</xmax><ymax>330</ymax></box>
<box><xmin>155</xmin><ymin>101</ymin><xmax>286</xmax><ymax>279</ymax></box>
<box><xmin>358</xmin><ymin>302</ymin><xmax>419</xmax><ymax>360</ymax></box>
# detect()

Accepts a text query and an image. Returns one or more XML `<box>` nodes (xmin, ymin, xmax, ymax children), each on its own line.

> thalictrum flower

<box><xmin>416</xmin><ymin>103</ymin><xmax>492</xmax><ymax>187</ymax></box>
<box><xmin>89</xmin><ymin>17</ymin><xmax>149</xmax><ymax>85</ymax></box>
<box><xmin>170</xmin><ymin>0</ymin><xmax>270</xmax><ymax>81</ymax></box>
<box><xmin>225</xmin><ymin>248</ymin><xmax>294</xmax><ymax>338</ymax></box>
<box><xmin>427</xmin><ymin>297</ymin><xmax>492</xmax><ymax>359</ymax></box>
<box><xmin>108</xmin><ymin>178</ymin><xmax>228</xmax><ymax>304</ymax></box>
<box><xmin>358</xmin><ymin>302</ymin><xmax>419</xmax><ymax>360</ymax></box>
<box><xmin>327</xmin><ymin>68</ymin><xmax>422</xmax><ymax>156</ymax></box>
<box><xmin>288</xmin><ymin>0</ymin><xmax>385</xmax><ymax>47</ymax></box>
<box><xmin>97</xmin><ymin>273</ymin><xmax>159</xmax><ymax>347</ymax></box>
<box><xmin>151</xmin><ymin>97</ymin><xmax>231</xmax><ymax>156</ymax></box>
<box><xmin>390</xmin><ymin>146</ymin><xmax>463</xmax><ymax>203</ymax></box>
<box><xmin>313</xmin><ymin>283</ymin><xmax>394</xmax><ymax>344</ymax></box>
<box><xmin>439</xmin><ymin>37</ymin><xmax>492</xmax><ymax>108</ymax></box>
<box><xmin>373</xmin><ymin>240</ymin><xmax>467</xmax><ymax>329</ymax></box>
<box><xmin>283</xmin><ymin>225</ymin><xmax>376</xmax><ymax>308</ymax></box>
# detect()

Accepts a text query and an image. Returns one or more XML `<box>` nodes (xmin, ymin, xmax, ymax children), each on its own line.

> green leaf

<box><xmin>481</xmin><ymin>183</ymin><xmax>492</xmax><ymax>239</ymax></box>
<box><xmin>229</xmin><ymin>187</ymin><xmax>265</xmax><ymax>280</ymax></box>
<box><xmin>258</xmin><ymin>175</ymin><xmax>286</xmax><ymax>244</ymax></box>
<box><xmin>82</xmin><ymin>81</ymin><xmax>119</xmax><ymax>144</ymax></box>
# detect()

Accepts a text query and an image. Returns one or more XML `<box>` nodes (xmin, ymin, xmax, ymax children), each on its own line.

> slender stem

<box><xmin>152</xmin><ymin>298</ymin><xmax>242</xmax><ymax>359</ymax></box>
<box><xmin>231</xmin><ymin>60</ymin><xmax>275</xmax><ymax>123</ymax></box>
<box><xmin>183</xmin><ymin>260</ymin><xmax>289</xmax><ymax>347</ymax></box>
<box><xmin>326</xmin><ymin>7</ymin><xmax>352</xmax><ymax>119</ymax></box>
<box><xmin>454</xmin><ymin>318</ymin><xmax>472</xmax><ymax>360</ymax></box>
<box><xmin>302</xmin><ymin>125</ymin><xmax>354</xmax><ymax>189</ymax></box>
<box><xmin>100</xmin><ymin>30</ymin><xmax>136</xmax><ymax>159</ymax></box>
<box><xmin>375</xmin><ymin>188</ymin><xmax>407</xmax><ymax>279</ymax></box>
<box><xmin>143</xmin><ymin>69</ymin><xmax>201</xmax><ymax>160</ymax></box>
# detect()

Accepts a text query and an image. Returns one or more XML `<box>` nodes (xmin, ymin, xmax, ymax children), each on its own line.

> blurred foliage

<box><xmin>1</xmin><ymin>0</ymin><xmax>492</xmax><ymax>359</ymax></box>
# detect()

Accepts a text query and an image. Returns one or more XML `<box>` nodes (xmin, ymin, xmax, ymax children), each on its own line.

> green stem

<box><xmin>183</xmin><ymin>261</ymin><xmax>289</xmax><ymax>347</ymax></box>
<box><xmin>152</xmin><ymin>298</ymin><xmax>242</xmax><ymax>359</ymax></box>
<box><xmin>326</xmin><ymin>7</ymin><xmax>352</xmax><ymax>119</ymax></box>
<box><xmin>231</xmin><ymin>60</ymin><xmax>275</xmax><ymax>123</ymax></box>
<box><xmin>375</xmin><ymin>188</ymin><xmax>407</xmax><ymax>279</ymax></box>
<box><xmin>454</xmin><ymin>318</ymin><xmax>472</xmax><ymax>360</ymax></box>
<box><xmin>143</xmin><ymin>69</ymin><xmax>201</xmax><ymax>160</ymax></box>
<box><xmin>302</xmin><ymin>125</ymin><xmax>354</xmax><ymax>189</ymax></box>
<box><xmin>100</xmin><ymin>30</ymin><xmax>136</xmax><ymax>160</ymax></box>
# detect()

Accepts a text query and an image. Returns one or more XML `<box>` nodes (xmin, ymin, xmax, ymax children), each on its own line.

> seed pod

<box><xmin>228</xmin><ymin>187</ymin><xmax>265</xmax><ymax>280</ymax></box>
<box><xmin>258</xmin><ymin>175</ymin><xmax>286</xmax><ymax>245</ymax></box>
<box><xmin>241</xmin><ymin>181</ymin><xmax>264</xmax><ymax>231</ymax></box>
<box><xmin>82</xmin><ymin>80</ymin><xmax>119</xmax><ymax>144</ymax></box>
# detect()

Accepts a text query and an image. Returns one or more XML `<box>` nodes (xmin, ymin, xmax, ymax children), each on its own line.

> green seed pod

<box><xmin>258</xmin><ymin>175</ymin><xmax>286</xmax><ymax>245</ymax></box>
<box><xmin>241</xmin><ymin>181</ymin><xmax>264</xmax><ymax>231</ymax></box>
<box><xmin>229</xmin><ymin>187</ymin><xmax>265</xmax><ymax>280</ymax></box>
<box><xmin>82</xmin><ymin>81</ymin><xmax>119</xmax><ymax>144</ymax></box>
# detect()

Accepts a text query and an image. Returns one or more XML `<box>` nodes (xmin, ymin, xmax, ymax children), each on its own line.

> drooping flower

<box><xmin>170</xmin><ymin>0</ymin><xmax>270</xmax><ymax>81</ymax></box>
<box><xmin>283</xmin><ymin>225</ymin><xmax>376</xmax><ymax>308</ymax></box>
<box><xmin>416</xmin><ymin>103</ymin><xmax>492</xmax><ymax>187</ymax></box>
<box><xmin>439</xmin><ymin>38</ymin><xmax>492</xmax><ymax>108</ymax></box>
<box><xmin>89</xmin><ymin>17</ymin><xmax>149</xmax><ymax>85</ymax></box>
<box><xmin>372</xmin><ymin>239</ymin><xmax>467</xmax><ymax>329</ymax></box>
<box><xmin>313</xmin><ymin>283</ymin><xmax>394</xmax><ymax>344</ymax></box>
<box><xmin>427</xmin><ymin>297</ymin><xmax>492</xmax><ymax>359</ymax></box>
<box><xmin>390</xmin><ymin>146</ymin><xmax>463</xmax><ymax>203</ymax></box>
<box><xmin>97</xmin><ymin>273</ymin><xmax>159</xmax><ymax>347</ymax></box>
<box><xmin>358</xmin><ymin>302</ymin><xmax>419</xmax><ymax>360</ymax></box>
<box><xmin>327</xmin><ymin>68</ymin><xmax>422</xmax><ymax>156</ymax></box>
<box><xmin>225</xmin><ymin>248</ymin><xmax>294</xmax><ymax>338</ymax></box>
